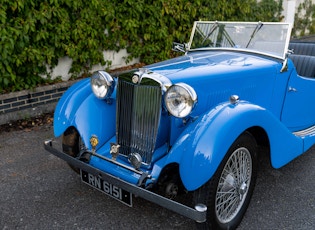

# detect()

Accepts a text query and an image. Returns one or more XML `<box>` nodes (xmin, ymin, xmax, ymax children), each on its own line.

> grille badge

<box><xmin>132</xmin><ymin>75</ymin><xmax>139</xmax><ymax>84</ymax></box>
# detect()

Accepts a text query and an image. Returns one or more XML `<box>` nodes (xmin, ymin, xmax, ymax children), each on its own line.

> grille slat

<box><xmin>116</xmin><ymin>80</ymin><xmax>161</xmax><ymax>164</ymax></box>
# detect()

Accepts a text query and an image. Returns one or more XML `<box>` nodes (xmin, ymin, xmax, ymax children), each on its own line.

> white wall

<box><xmin>283</xmin><ymin>0</ymin><xmax>297</xmax><ymax>24</ymax></box>
<box><xmin>44</xmin><ymin>49</ymin><xmax>139</xmax><ymax>81</ymax></box>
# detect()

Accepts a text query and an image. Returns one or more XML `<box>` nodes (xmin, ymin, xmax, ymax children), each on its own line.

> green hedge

<box><xmin>0</xmin><ymin>0</ymin><xmax>282</xmax><ymax>93</ymax></box>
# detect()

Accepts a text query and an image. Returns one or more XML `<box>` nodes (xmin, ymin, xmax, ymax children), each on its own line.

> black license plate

<box><xmin>81</xmin><ymin>170</ymin><xmax>132</xmax><ymax>207</ymax></box>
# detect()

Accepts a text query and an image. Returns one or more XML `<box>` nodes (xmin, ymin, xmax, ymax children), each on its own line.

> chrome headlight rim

<box><xmin>164</xmin><ymin>83</ymin><xmax>197</xmax><ymax>118</ymax></box>
<box><xmin>90</xmin><ymin>71</ymin><xmax>115</xmax><ymax>99</ymax></box>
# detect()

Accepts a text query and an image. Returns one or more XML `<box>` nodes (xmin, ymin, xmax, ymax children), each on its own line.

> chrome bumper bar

<box><xmin>44</xmin><ymin>139</ymin><xmax>207</xmax><ymax>223</ymax></box>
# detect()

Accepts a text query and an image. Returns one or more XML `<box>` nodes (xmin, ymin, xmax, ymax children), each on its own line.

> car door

<box><xmin>281</xmin><ymin>72</ymin><xmax>315</xmax><ymax>131</ymax></box>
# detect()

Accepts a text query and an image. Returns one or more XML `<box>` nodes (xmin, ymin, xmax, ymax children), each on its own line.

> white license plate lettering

<box><xmin>103</xmin><ymin>181</ymin><xmax>122</xmax><ymax>200</ymax></box>
<box><xmin>88</xmin><ymin>173</ymin><xmax>102</xmax><ymax>189</ymax></box>
<box><xmin>81</xmin><ymin>170</ymin><xmax>132</xmax><ymax>207</ymax></box>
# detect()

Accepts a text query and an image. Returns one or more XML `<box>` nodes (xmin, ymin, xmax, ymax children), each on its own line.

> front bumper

<box><xmin>44</xmin><ymin>139</ymin><xmax>207</xmax><ymax>223</ymax></box>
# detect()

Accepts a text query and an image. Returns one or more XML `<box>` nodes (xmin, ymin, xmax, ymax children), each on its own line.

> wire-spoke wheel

<box><xmin>194</xmin><ymin>132</ymin><xmax>258</xmax><ymax>230</ymax></box>
<box><xmin>216</xmin><ymin>147</ymin><xmax>252</xmax><ymax>224</ymax></box>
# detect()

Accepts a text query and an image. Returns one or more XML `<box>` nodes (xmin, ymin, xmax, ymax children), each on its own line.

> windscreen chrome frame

<box><xmin>187</xmin><ymin>21</ymin><xmax>292</xmax><ymax>60</ymax></box>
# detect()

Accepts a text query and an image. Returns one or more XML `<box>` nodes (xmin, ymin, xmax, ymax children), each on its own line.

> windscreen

<box><xmin>189</xmin><ymin>21</ymin><xmax>292</xmax><ymax>59</ymax></box>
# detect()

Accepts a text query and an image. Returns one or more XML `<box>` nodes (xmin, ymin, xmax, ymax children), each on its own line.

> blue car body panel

<box><xmin>281</xmin><ymin>60</ymin><xmax>315</xmax><ymax>131</ymax></box>
<box><xmin>54</xmin><ymin>78</ymin><xmax>117</xmax><ymax>149</ymax></box>
<box><xmin>53</xmin><ymin>78</ymin><xmax>91</xmax><ymax>137</ymax></box>
<box><xmin>53</xmin><ymin>49</ymin><xmax>315</xmax><ymax>191</ymax></box>
<box><xmin>147</xmin><ymin>52</ymin><xmax>285</xmax><ymax>117</ymax></box>
<box><xmin>158</xmin><ymin>101</ymin><xmax>303</xmax><ymax>190</ymax></box>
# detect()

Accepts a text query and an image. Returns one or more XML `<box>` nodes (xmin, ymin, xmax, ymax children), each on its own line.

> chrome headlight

<box><xmin>165</xmin><ymin>83</ymin><xmax>197</xmax><ymax>118</ymax></box>
<box><xmin>90</xmin><ymin>71</ymin><xmax>115</xmax><ymax>99</ymax></box>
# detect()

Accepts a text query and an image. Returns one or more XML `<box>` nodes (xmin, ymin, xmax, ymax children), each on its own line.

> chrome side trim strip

<box><xmin>293</xmin><ymin>125</ymin><xmax>315</xmax><ymax>137</ymax></box>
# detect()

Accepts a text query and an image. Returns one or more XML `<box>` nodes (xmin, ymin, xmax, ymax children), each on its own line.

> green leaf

<box><xmin>0</xmin><ymin>0</ymin><xmax>284</xmax><ymax>93</ymax></box>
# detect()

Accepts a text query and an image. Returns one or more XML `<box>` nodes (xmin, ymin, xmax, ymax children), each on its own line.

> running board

<box><xmin>293</xmin><ymin>125</ymin><xmax>315</xmax><ymax>137</ymax></box>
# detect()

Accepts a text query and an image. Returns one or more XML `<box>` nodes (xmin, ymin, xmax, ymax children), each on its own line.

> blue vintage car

<box><xmin>44</xmin><ymin>21</ymin><xmax>315</xmax><ymax>229</ymax></box>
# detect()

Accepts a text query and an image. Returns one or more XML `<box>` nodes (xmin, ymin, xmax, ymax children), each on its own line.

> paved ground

<box><xmin>1</xmin><ymin>124</ymin><xmax>315</xmax><ymax>229</ymax></box>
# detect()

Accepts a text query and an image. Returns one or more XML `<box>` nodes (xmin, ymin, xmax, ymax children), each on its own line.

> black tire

<box><xmin>193</xmin><ymin>132</ymin><xmax>258</xmax><ymax>230</ymax></box>
<box><xmin>62</xmin><ymin>127</ymin><xmax>81</xmax><ymax>173</ymax></box>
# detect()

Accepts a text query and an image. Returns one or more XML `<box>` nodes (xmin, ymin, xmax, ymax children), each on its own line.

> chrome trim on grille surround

<box><xmin>139</xmin><ymin>70</ymin><xmax>172</xmax><ymax>92</ymax></box>
<box><xmin>116</xmin><ymin>77</ymin><xmax>162</xmax><ymax>165</ymax></box>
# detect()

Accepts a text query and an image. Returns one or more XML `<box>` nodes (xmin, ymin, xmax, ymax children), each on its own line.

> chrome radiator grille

<box><xmin>116</xmin><ymin>80</ymin><xmax>162</xmax><ymax>164</ymax></box>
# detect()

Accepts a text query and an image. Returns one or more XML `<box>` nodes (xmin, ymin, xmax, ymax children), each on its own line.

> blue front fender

<box><xmin>54</xmin><ymin>79</ymin><xmax>116</xmax><ymax>149</ymax></box>
<box><xmin>164</xmin><ymin>101</ymin><xmax>303</xmax><ymax>191</ymax></box>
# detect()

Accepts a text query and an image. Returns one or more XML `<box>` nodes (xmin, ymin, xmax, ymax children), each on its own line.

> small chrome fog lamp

<box><xmin>129</xmin><ymin>153</ymin><xmax>142</xmax><ymax>170</ymax></box>
<box><xmin>90</xmin><ymin>71</ymin><xmax>115</xmax><ymax>99</ymax></box>
<box><xmin>165</xmin><ymin>83</ymin><xmax>197</xmax><ymax>118</ymax></box>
